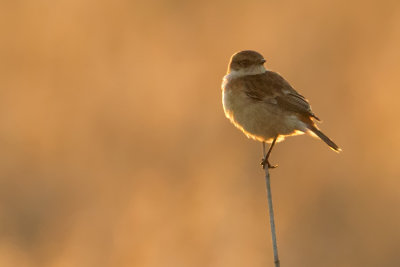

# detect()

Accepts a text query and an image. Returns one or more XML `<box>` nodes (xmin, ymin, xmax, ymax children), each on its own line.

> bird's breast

<box><xmin>222</xmin><ymin>78</ymin><xmax>305</xmax><ymax>142</ymax></box>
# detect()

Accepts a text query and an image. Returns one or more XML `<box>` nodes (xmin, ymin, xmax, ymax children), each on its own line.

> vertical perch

<box><xmin>263</xmin><ymin>142</ymin><xmax>280</xmax><ymax>267</ymax></box>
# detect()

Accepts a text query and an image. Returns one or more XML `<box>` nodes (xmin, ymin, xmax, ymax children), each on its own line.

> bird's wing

<box><xmin>243</xmin><ymin>71</ymin><xmax>320</xmax><ymax>121</ymax></box>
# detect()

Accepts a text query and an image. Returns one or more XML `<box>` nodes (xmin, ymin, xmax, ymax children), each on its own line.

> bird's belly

<box><xmin>223</xmin><ymin>90</ymin><xmax>305</xmax><ymax>142</ymax></box>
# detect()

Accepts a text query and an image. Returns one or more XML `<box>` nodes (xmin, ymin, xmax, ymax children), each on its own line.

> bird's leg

<box><xmin>261</xmin><ymin>136</ymin><xmax>278</xmax><ymax>169</ymax></box>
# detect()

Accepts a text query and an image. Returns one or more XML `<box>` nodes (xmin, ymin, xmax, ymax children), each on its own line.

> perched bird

<box><xmin>221</xmin><ymin>50</ymin><xmax>340</xmax><ymax>168</ymax></box>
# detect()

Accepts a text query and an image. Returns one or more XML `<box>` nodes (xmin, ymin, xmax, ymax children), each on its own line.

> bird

<box><xmin>221</xmin><ymin>50</ymin><xmax>340</xmax><ymax>169</ymax></box>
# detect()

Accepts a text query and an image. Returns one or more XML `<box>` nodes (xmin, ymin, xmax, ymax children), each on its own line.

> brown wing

<box><xmin>243</xmin><ymin>71</ymin><xmax>320</xmax><ymax>121</ymax></box>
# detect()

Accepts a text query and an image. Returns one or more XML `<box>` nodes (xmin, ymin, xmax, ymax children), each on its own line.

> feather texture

<box><xmin>242</xmin><ymin>71</ymin><xmax>320</xmax><ymax>121</ymax></box>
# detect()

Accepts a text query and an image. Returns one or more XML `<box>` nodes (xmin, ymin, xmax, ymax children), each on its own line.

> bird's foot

<box><xmin>260</xmin><ymin>157</ymin><xmax>278</xmax><ymax>169</ymax></box>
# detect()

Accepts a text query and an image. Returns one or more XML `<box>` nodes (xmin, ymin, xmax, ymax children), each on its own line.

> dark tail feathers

<box><xmin>308</xmin><ymin>126</ymin><xmax>341</xmax><ymax>152</ymax></box>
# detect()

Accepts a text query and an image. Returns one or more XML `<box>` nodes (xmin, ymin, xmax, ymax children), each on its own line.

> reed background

<box><xmin>1</xmin><ymin>0</ymin><xmax>400</xmax><ymax>266</ymax></box>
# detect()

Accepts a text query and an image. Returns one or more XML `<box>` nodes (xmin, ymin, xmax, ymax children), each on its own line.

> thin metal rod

<box><xmin>263</xmin><ymin>142</ymin><xmax>280</xmax><ymax>267</ymax></box>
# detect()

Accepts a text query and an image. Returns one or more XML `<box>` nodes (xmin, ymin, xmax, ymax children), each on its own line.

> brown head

<box><xmin>228</xmin><ymin>50</ymin><xmax>266</xmax><ymax>74</ymax></box>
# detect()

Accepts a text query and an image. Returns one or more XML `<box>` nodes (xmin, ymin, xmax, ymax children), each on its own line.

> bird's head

<box><xmin>227</xmin><ymin>50</ymin><xmax>266</xmax><ymax>76</ymax></box>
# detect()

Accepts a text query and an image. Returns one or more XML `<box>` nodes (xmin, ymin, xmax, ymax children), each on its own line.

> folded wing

<box><xmin>243</xmin><ymin>71</ymin><xmax>320</xmax><ymax>121</ymax></box>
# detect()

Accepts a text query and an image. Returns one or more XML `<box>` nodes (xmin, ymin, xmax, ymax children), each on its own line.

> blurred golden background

<box><xmin>1</xmin><ymin>0</ymin><xmax>400</xmax><ymax>266</ymax></box>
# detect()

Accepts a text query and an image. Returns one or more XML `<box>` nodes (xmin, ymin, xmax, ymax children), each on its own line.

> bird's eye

<box><xmin>239</xmin><ymin>60</ymin><xmax>250</xmax><ymax>66</ymax></box>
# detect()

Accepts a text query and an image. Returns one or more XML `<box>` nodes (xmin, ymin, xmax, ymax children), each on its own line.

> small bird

<box><xmin>222</xmin><ymin>50</ymin><xmax>340</xmax><ymax>169</ymax></box>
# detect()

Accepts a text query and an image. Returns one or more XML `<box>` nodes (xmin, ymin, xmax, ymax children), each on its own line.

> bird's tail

<box><xmin>308</xmin><ymin>125</ymin><xmax>341</xmax><ymax>152</ymax></box>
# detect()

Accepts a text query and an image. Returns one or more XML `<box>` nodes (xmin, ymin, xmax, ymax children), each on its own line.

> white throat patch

<box><xmin>227</xmin><ymin>65</ymin><xmax>266</xmax><ymax>80</ymax></box>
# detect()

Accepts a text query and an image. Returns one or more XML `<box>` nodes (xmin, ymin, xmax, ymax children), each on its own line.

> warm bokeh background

<box><xmin>1</xmin><ymin>1</ymin><xmax>400</xmax><ymax>266</ymax></box>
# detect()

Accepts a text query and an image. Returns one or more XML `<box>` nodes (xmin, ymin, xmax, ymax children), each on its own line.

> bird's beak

<box><xmin>259</xmin><ymin>59</ymin><xmax>266</xmax><ymax>64</ymax></box>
